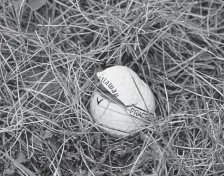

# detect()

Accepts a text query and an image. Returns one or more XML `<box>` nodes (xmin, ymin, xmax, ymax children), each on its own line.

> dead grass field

<box><xmin>0</xmin><ymin>0</ymin><xmax>224</xmax><ymax>175</ymax></box>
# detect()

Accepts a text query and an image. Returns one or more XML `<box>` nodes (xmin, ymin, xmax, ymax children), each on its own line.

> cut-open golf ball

<box><xmin>90</xmin><ymin>65</ymin><xmax>155</xmax><ymax>137</ymax></box>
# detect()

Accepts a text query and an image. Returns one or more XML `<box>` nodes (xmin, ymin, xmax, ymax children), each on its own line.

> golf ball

<box><xmin>90</xmin><ymin>65</ymin><xmax>155</xmax><ymax>137</ymax></box>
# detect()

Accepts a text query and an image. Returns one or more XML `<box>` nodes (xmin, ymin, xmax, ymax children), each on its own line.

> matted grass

<box><xmin>0</xmin><ymin>0</ymin><xmax>224</xmax><ymax>175</ymax></box>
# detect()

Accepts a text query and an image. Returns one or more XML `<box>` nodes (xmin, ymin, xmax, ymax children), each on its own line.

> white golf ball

<box><xmin>90</xmin><ymin>65</ymin><xmax>155</xmax><ymax>137</ymax></box>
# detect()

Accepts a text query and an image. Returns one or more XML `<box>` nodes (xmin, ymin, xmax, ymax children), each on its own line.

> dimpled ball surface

<box><xmin>90</xmin><ymin>90</ymin><xmax>145</xmax><ymax>137</ymax></box>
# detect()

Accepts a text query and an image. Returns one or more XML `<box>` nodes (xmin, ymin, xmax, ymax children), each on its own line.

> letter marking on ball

<box><xmin>97</xmin><ymin>97</ymin><xmax>103</xmax><ymax>105</ymax></box>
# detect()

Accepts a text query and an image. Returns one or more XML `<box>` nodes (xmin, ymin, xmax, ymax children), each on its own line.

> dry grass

<box><xmin>0</xmin><ymin>0</ymin><xmax>224</xmax><ymax>175</ymax></box>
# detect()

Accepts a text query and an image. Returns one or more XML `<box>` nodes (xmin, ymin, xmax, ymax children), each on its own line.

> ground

<box><xmin>0</xmin><ymin>0</ymin><xmax>224</xmax><ymax>175</ymax></box>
